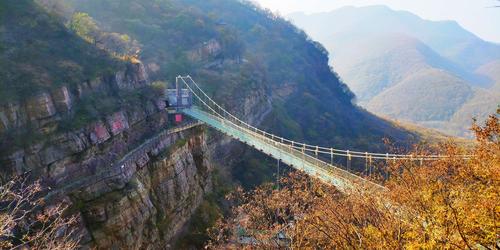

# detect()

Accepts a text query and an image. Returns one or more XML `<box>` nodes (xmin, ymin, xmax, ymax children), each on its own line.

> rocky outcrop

<box><xmin>106</xmin><ymin>111</ymin><xmax>130</xmax><ymax>136</ymax></box>
<box><xmin>26</xmin><ymin>92</ymin><xmax>57</xmax><ymax>120</ymax></box>
<box><xmin>115</xmin><ymin>60</ymin><xmax>149</xmax><ymax>89</ymax></box>
<box><xmin>51</xmin><ymin>86</ymin><xmax>73</xmax><ymax>113</ymax></box>
<box><xmin>0</xmin><ymin>97</ymin><xmax>167</xmax><ymax>180</ymax></box>
<box><xmin>0</xmin><ymin>102</ymin><xmax>26</xmax><ymax>134</ymax></box>
<box><xmin>188</xmin><ymin>39</ymin><xmax>222</xmax><ymax>62</ymax></box>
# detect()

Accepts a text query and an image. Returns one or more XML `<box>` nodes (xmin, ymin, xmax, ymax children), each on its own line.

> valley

<box><xmin>289</xmin><ymin>6</ymin><xmax>500</xmax><ymax>137</ymax></box>
<box><xmin>0</xmin><ymin>1</ymin><xmax>498</xmax><ymax>249</ymax></box>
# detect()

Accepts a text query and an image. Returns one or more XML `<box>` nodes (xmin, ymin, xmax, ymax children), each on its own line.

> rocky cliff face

<box><xmin>0</xmin><ymin>61</ymin><xmax>214</xmax><ymax>248</ymax></box>
<box><xmin>77</xmin><ymin>128</ymin><xmax>212</xmax><ymax>249</ymax></box>
<box><xmin>0</xmin><ymin>60</ymin><xmax>151</xmax><ymax>177</ymax></box>
<box><xmin>0</xmin><ymin>60</ymin><xmax>147</xmax><ymax>138</ymax></box>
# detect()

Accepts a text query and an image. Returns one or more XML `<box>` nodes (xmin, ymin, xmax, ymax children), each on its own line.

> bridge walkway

<box><xmin>184</xmin><ymin>107</ymin><xmax>386</xmax><ymax>193</ymax></box>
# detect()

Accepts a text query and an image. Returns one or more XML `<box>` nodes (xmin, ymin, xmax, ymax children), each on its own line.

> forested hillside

<box><xmin>0</xmin><ymin>0</ymin><xmax>121</xmax><ymax>105</ymax></box>
<box><xmin>48</xmin><ymin>0</ymin><xmax>417</xmax><ymax>185</ymax></box>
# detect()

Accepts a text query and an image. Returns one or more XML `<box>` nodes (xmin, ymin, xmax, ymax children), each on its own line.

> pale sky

<box><xmin>252</xmin><ymin>0</ymin><xmax>500</xmax><ymax>43</ymax></box>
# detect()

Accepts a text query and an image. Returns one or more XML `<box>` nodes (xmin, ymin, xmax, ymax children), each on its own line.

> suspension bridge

<box><xmin>173</xmin><ymin>76</ymin><xmax>470</xmax><ymax>193</ymax></box>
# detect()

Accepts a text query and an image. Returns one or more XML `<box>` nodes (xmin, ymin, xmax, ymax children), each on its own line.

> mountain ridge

<box><xmin>289</xmin><ymin>5</ymin><xmax>500</xmax><ymax>69</ymax></box>
<box><xmin>289</xmin><ymin>5</ymin><xmax>500</xmax><ymax>137</ymax></box>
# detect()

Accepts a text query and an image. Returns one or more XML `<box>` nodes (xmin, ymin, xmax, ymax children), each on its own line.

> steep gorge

<box><xmin>0</xmin><ymin>57</ymin><xmax>216</xmax><ymax>248</ymax></box>
<box><xmin>0</xmin><ymin>0</ymin><xmax>421</xmax><ymax>248</ymax></box>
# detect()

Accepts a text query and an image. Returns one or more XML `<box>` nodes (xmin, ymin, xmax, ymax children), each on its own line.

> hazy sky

<box><xmin>252</xmin><ymin>0</ymin><xmax>500</xmax><ymax>43</ymax></box>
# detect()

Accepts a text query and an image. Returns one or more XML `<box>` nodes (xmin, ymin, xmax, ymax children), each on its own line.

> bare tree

<box><xmin>0</xmin><ymin>178</ymin><xmax>80</xmax><ymax>249</ymax></box>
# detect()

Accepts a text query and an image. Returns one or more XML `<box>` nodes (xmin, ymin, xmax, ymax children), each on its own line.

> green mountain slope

<box><xmin>27</xmin><ymin>0</ymin><xmax>419</xmax><ymax>186</ymax></box>
<box><xmin>60</xmin><ymin>0</ymin><xmax>414</xmax><ymax>147</ymax></box>
<box><xmin>0</xmin><ymin>0</ymin><xmax>120</xmax><ymax>105</ymax></box>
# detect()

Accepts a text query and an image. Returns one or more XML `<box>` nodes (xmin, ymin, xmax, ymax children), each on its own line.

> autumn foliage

<box><xmin>208</xmin><ymin>110</ymin><xmax>500</xmax><ymax>249</ymax></box>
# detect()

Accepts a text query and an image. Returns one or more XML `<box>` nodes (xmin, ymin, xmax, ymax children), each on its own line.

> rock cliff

<box><xmin>0</xmin><ymin>60</ymin><xmax>214</xmax><ymax>248</ymax></box>
<box><xmin>77</xmin><ymin>127</ymin><xmax>212</xmax><ymax>249</ymax></box>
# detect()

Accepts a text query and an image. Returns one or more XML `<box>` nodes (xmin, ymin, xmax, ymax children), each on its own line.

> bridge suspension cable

<box><xmin>178</xmin><ymin>76</ymin><xmax>472</xmax><ymax>162</ymax></box>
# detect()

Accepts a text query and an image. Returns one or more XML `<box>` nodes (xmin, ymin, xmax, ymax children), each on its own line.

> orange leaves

<box><xmin>209</xmin><ymin>110</ymin><xmax>500</xmax><ymax>249</ymax></box>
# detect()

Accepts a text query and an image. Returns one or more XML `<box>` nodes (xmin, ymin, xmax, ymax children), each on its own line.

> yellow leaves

<box><xmin>209</xmin><ymin>111</ymin><xmax>500</xmax><ymax>249</ymax></box>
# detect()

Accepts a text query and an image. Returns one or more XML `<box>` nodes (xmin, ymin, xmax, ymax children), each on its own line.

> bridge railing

<box><xmin>187</xmin><ymin>106</ymin><xmax>387</xmax><ymax>192</ymax></box>
<box><xmin>179</xmin><ymin>76</ymin><xmax>391</xmax><ymax>191</ymax></box>
<box><xmin>178</xmin><ymin>76</ymin><xmax>473</xmax><ymax>165</ymax></box>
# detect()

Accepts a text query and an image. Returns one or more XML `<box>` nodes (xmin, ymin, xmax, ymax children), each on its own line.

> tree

<box><xmin>68</xmin><ymin>12</ymin><xmax>100</xmax><ymax>44</ymax></box>
<box><xmin>99</xmin><ymin>33</ymin><xmax>141</xmax><ymax>57</ymax></box>
<box><xmin>0</xmin><ymin>178</ymin><xmax>81</xmax><ymax>249</ymax></box>
<box><xmin>68</xmin><ymin>12</ymin><xmax>141</xmax><ymax>59</ymax></box>
<box><xmin>208</xmin><ymin>109</ymin><xmax>500</xmax><ymax>249</ymax></box>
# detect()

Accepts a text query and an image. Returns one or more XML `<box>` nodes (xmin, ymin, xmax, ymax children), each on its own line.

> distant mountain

<box><xmin>476</xmin><ymin>60</ymin><xmax>500</xmax><ymax>90</ymax></box>
<box><xmin>288</xmin><ymin>6</ymin><xmax>500</xmax><ymax>137</ymax></box>
<box><xmin>368</xmin><ymin>68</ymin><xmax>473</xmax><ymax>122</ymax></box>
<box><xmin>323</xmin><ymin>33</ymin><xmax>483</xmax><ymax>102</ymax></box>
<box><xmin>289</xmin><ymin>5</ymin><xmax>500</xmax><ymax>69</ymax></box>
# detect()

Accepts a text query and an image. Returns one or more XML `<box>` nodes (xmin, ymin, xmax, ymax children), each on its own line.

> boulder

<box><xmin>26</xmin><ymin>92</ymin><xmax>57</xmax><ymax>120</ymax></box>
<box><xmin>89</xmin><ymin>121</ymin><xmax>111</xmax><ymax>145</ymax></box>
<box><xmin>115</xmin><ymin>61</ymin><xmax>149</xmax><ymax>89</ymax></box>
<box><xmin>51</xmin><ymin>86</ymin><xmax>72</xmax><ymax>113</ymax></box>
<box><xmin>106</xmin><ymin>112</ymin><xmax>129</xmax><ymax>136</ymax></box>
